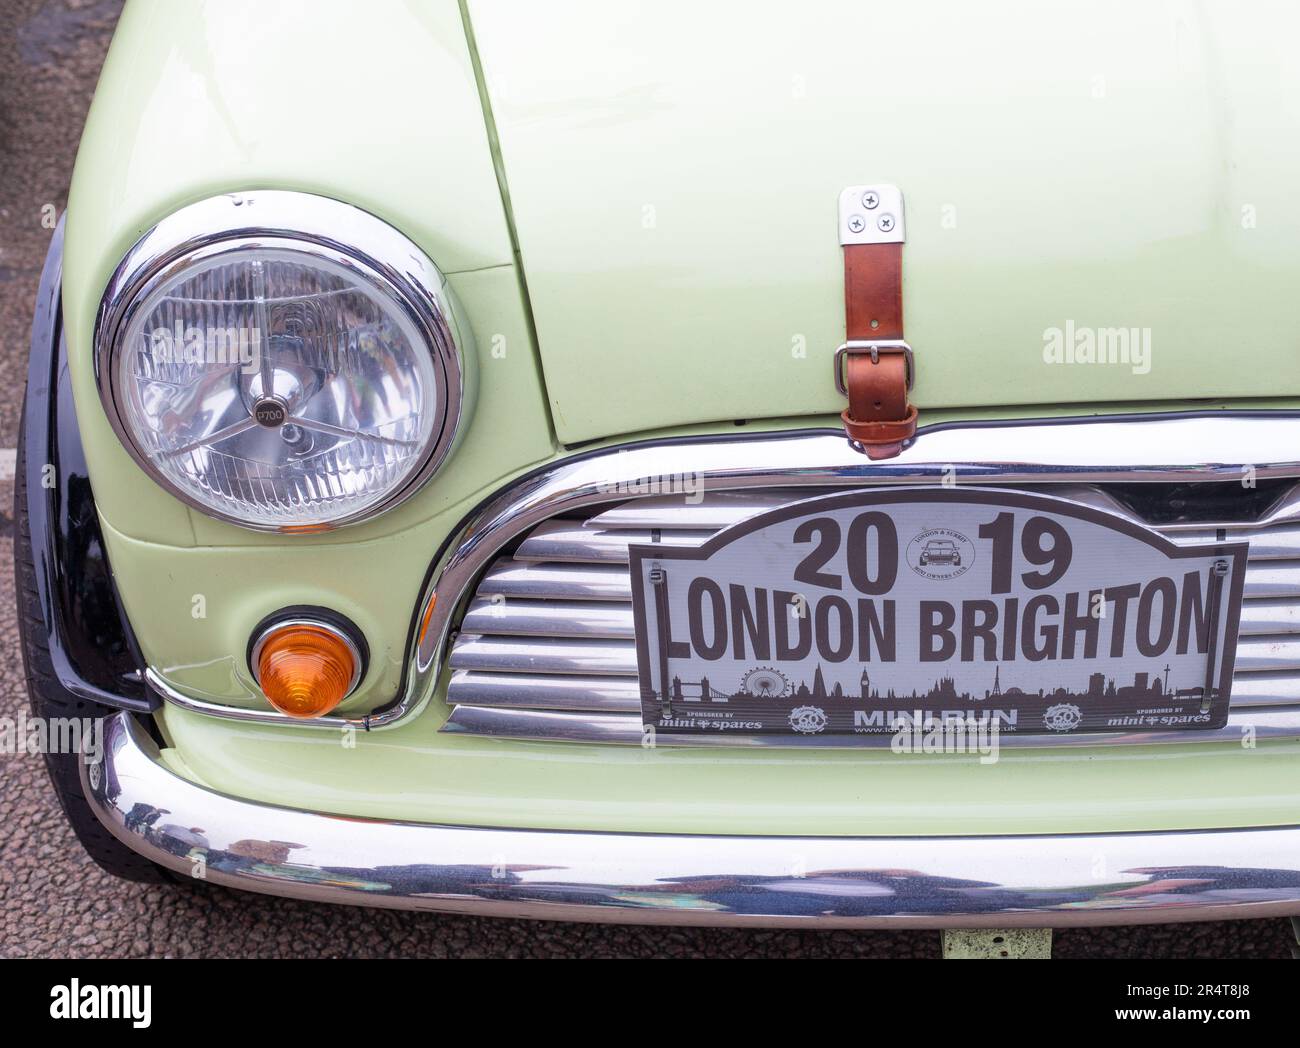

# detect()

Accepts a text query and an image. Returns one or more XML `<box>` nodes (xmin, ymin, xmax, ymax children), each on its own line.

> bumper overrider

<box><xmin>83</xmin><ymin>712</ymin><xmax>1300</xmax><ymax>927</ymax></box>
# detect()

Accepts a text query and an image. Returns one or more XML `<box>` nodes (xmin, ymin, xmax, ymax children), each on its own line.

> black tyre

<box><xmin>13</xmin><ymin>391</ymin><xmax>168</xmax><ymax>882</ymax></box>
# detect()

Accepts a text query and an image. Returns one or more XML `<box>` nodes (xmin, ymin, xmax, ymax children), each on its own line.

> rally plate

<box><xmin>629</xmin><ymin>489</ymin><xmax>1247</xmax><ymax>738</ymax></box>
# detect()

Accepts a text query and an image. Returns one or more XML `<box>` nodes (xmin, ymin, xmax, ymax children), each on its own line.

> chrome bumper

<box><xmin>86</xmin><ymin>713</ymin><xmax>1300</xmax><ymax>927</ymax></box>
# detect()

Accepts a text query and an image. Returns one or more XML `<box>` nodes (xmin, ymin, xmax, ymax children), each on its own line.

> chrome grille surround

<box><xmin>426</xmin><ymin>413</ymin><xmax>1300</xmax><ymax>746</ymax></box>
<box><xmin>146</xmin><ymin>411</ymin><xmax>1300</xmax><ymax>736</ymax></box>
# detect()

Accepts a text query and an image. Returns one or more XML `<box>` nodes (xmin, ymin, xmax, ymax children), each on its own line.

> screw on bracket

<box><xmin>839</xmin><ymin>185</ymin><xmax>905</xmax><ymax>245</ymax></box>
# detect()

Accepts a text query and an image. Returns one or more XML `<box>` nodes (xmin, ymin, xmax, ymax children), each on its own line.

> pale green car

<box><xmin>16</xmin><ymin>0</ymin><xmax>1300</xmax><ymax>931</ymax></box>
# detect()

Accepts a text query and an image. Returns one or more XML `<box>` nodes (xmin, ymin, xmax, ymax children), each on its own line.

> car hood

<box><xmin>468</xmin><ymin>1</ymin><xmax>1300</xmax><ymax>443</ymax></box>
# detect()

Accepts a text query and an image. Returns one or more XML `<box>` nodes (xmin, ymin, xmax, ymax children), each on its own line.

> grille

<box><xmin>443</xmin><ymin>485</ymin><xmax>1300</xmax><ymax>746</ymax></box>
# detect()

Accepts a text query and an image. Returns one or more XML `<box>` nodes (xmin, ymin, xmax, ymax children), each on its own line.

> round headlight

<box><xmin>94</xmin><ymin>192</ymin><xmax>471</xmax><ymax>530</ymax></box>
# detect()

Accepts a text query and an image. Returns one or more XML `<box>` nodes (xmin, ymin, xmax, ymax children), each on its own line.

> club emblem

<box><xmin>907</xmin><ymin>527</ymin><xmax>975</xmax><ymax>580</ymax></box>
<box><xmin>788</xmin><ymin>705</ymin><xmax>828</xmax><ymax>734</ymax></box>
<box><xmin>1043</xmin><ymin>703</ymin><xmax>1083</xmax><ymax>732</ymax></box>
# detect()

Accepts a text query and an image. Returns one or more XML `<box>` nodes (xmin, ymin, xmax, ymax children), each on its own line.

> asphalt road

<box><xmin>0</xmin><ymin>0</ymin><xmax>1295</xmax><ymax>959</ymax></box>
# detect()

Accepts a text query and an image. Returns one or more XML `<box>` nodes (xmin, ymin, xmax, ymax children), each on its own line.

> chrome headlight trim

<box><xmin>93</xmin><ymin>190</ymin><xmax>471</xmax><ymax>531</ymax></box>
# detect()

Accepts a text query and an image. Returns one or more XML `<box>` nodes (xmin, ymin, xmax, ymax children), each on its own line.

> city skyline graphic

<box><xmin>658</xmin><ymin>661</ymin><xmax>1209</xmax><ymax>706</ymax></box>
<box><xmin>645</xmin><ymin>661</ymin><xmax>1220</xmax><ymax>734</ymax></box>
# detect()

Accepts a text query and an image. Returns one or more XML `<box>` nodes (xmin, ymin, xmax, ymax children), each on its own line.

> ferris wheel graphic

<box><xmin>740</xmin><ymin>667</ymin><xmax>792</xmax><ymax>698</ymax></box>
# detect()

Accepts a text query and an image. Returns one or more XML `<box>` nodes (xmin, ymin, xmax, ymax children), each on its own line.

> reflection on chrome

<box><xmin>84</xmin><ymin>712</ymin><xmax>1300</xmax><ymax>926</ymax></box>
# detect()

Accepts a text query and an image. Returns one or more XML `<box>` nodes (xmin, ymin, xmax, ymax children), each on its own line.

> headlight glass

<box><xmin>96</xmin><ymin>193</ymin><xmax>468</xmax><ymax>530</ymax></box>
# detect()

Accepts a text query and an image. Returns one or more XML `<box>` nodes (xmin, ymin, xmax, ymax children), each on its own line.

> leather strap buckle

<box><xmin>835</xmin><ymin>185</ymin><xmax>913</xmax><ymax>459</ymax></box>
<box><xmin>833</xmin><ymin>340</ymin><xmax>914</xmax><ymax>395</ymax></box>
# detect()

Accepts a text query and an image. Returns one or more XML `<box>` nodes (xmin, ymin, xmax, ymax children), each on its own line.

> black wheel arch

<box><xmin>20</xmin><ymin>215</ymin><xmax>157</xmax><ymax>714</ymax></box>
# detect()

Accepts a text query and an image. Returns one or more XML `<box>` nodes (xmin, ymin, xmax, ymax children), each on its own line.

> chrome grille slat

<box><xmin>585</xmin><ymin>491</ymin><xmax>837</xmax><ymax>531</ymax></box>
<box><xmin>1239</xmin><ymin>563</ymin><xmax>1300</xmax><ymax>599</ymax></box>
<box><xmin>1168</xmin><ymin>524</ymin><xmax>1300</xmax><ymax>559</ymax></box>
<box><xmin>445</xmin><ymin>706</ymin><xmax>644</xmax><ymax>745</ymax></box>
<box><xmin>461</xmin><ymin>597</ymin><xmax>634</xmax><ymax>639</ymax></box>
<box><xmin>514</xmin><ymin>521</ymin><xmax>712</xmax><ymax>564</ymax></box>
<box><xmin>479</xmin><ymin>560</ymin><xmax>631</xmax><ymax>601</ymax></box>
<box><xmin>1231</xmin><ymin>635</ymin><xmax>1300</xmax><ymax>672</ymax></box>
<box><xmin>447</xmin><ymin>670</ymin><xmax>639</xmax><ymax>712</ymax></box>
<box><xmin>1224</xmin><ymin>672</ymin><xmax>1300</xmax><ymax>707</ymax></box>
<box><xmin>1239</xmin><ymin>599</ymin><xmax>1300</xmax><ymax>635</ymax></box>
<box><xmin>449</xmin><ymin>634</ymin><xmax>636</xmax><ymax>676</ymax></box>
<box><xmin>445</xmin><ymin>482</ymin><xmax>1300</xmax><ymax>746</ymax></box>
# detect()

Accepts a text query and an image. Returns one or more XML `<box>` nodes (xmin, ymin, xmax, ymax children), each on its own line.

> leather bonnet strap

<box><xmin>836</xmin><ymin>187</ymin><xmax>916</xmax><ymax>459</ymax></box>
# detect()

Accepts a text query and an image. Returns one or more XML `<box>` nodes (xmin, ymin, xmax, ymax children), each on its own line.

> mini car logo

<box><xmin>907</xmin><ymin>528</ymin><xmax>975</xmax><ymax>580</ymax></box>
<box><xmin>788</xmin><ymin>705</ymin><xmax>828</xmax><ymax>734</ymax></box>
<box><xmin>1043</xmin><ymin>703</ymin><xmax>1083</xmax><ymax>732</ymax></box>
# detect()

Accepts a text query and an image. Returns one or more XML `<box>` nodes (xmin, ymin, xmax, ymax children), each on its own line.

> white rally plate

<box><xmin>629</xmin><ymin>488</ymin><xmax>1247</xmax><ymax>738</ymax></box>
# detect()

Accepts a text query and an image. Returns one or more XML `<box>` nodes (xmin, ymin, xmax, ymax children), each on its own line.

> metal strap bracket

<box><xmin>838</xmin><ymin>184</ymin><xmax>906</xmax><ymax>245</ymax></box>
